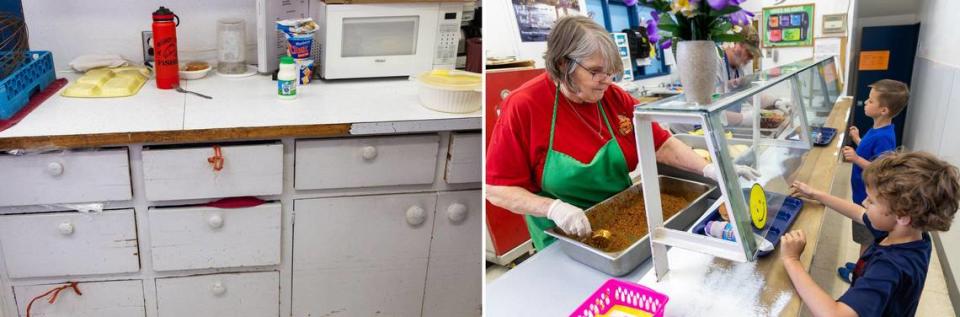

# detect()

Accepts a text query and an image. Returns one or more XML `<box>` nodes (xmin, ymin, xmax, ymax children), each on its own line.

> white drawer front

<box><xmin>15</xmin><ymin>280</ymin><xmax>145</xmax><ymax>317</ymax></box>
<box><xmin>292</xmin><ymin>193</ymin><xmax>436</xmax><ymax>317</ymax></box>
<box><xmin>0</xmin><ymin>210</ymin><xmax>139</xmax><ymax>278</ymax></box>
<box><xmin>149</xmin><ymin>203</ymin><xmax>281</xmax><ymax>271</ymax></box>
<box><xmin>444</xmin><ymin>132</ymin><xmax>481</xmax><ymax>184</ymax></box>
<box><xmin>295</xmin><ymin>134</ymin><xmax>439</xmax><ymax>190</ymax></box>
<box><xmin>156</xmin><ymin>271</ymin><xmax>279</xmax><ymax>317</ymax></box>
<box><xmin>0</xmin><ymin>149</ymin><xmax>131</xmax><ymax>207</ymax></box>
<box><xmin>142</xmin><ymin>144</ymin><xmax>283</xmax><ymax>201</ymax></box>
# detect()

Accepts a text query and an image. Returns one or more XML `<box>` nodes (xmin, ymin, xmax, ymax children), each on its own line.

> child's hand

<box><xmin>790</xmin><ymin>181</ymin><xmax>819</xmax><ymax>200</ymax></box>
<box><xmin>848</xmin><ymin>126</ymin><xmax>861</xmax><ymax>143</ymax></box>
<box><xmin>842</xmin><ymin>146</ymin><xmax>861</xmax><ymax>163</ymax></box>
<box><xmin>780</xmin><ymin>230</ymin><xmax>806</xmax><ymax>262</ymax></box>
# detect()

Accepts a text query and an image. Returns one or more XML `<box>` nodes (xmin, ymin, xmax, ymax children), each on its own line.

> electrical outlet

<box><xmin>141</xmin><ymin>31</ymin><xmax>154</xmax><ymax>64</ymax></box>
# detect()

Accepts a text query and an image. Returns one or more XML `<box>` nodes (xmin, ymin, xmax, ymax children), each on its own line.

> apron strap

<box><xmin>548</xmin><ymin>85</ymin><xmax>561</xmax><ymax>150</ymax></box>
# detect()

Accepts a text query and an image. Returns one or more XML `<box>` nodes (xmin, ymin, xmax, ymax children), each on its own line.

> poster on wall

<box><xmin>512</xmin><ymin>0</ymin><xmax>582</xmax><ymax>42</ymax></box>
<box><xmin>762</xmin><ymin>4</ymin><xmax>815</xmax><ymax>48</ymax></box>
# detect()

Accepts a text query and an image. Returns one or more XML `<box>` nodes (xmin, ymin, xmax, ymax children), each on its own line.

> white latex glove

<box><xmin>546</xmin><ymin>199</ymin><xmax>592</xmax><ymax>237</ymax></box>
<box><xmin>739</xmin><ymin>108</ymin><xmax>754</xmax><ymax>127</ymax></box>
<box><xmin>772</xmin><ymin>98</ymin><xmax>792</xmax><ymax>112</ymax></box>
<box><xmin>702</xmin><ymin>163</ymin><xmax>761</xmax><ymax>182</ymax></box>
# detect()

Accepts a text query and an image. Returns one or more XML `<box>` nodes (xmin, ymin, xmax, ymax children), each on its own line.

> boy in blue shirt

<box><xmin>786</xmin><ymin>151</ymin><xmax>960</xmax><ymax>316</ymax></box>
<box><xmin>842</xmin><ymin>79</ymin><xmax>909</xmax><ymax>281</ymax></box>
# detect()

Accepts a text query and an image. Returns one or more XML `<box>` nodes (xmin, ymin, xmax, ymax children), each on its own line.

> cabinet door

<box><xmin>14</xmin><ymin>280</ymin><xmax>145</xmax><ymax>317</ymax></box>
<box><xmin>292</xmin><ymin>193</ymin><xmax>436</xmax><ymax>317</ymax></box>
<box><xmin>423</xmin><ymin>190</ymin><xmax>482</xmax><ymax>317</ymax></box>
<box><xmin>156</xmin><ymin>271</ymin><xmax>278</xmax><ymax>317</ymax></box>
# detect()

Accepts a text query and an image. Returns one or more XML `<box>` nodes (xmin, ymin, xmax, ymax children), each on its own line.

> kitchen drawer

<box><xmin>14</xmin><ymin>280</ymin><xmax>145</xmax><ymax>317</ymax></box>
<box><xmin>292</xmin><ymin>193</ymin><xmax>436</xmax><ymax>317</ymax></box>
<box><xmin>444</xmin><ymin>132</ymin><xmax>481</xmax><ymax>184</ymax></box>
<box><xmin>149</xmin><ymin>203</ymin><xmax>281</xmax><ymax>271</ymax></box>
<box><xmin>423</xmin><ymin>190</ymin><xmax>482</xmax><ymax>317</ymax></box>
<box><xmin>0</xmin><ymin>210</ymin><xmax>139</xmax><ymax>278</ymax></box>
<box><xmin>0</xmin><ymin>149</ymin><xmax>131</xmax><ymax>207</ymax></box>
<box><xmin>142</xmin><ymin>144</ymin><xmax>283</xmax><ymax>201</ymax></box>
<box><xmin>156</xmin><ymin>271</ymin><xmax>279</xmax><ymax>317</ymax></box>
<box><xmin>295</xmin><ymin>134</ymin><xmax>439</xmax><ymax>190</ymax></box>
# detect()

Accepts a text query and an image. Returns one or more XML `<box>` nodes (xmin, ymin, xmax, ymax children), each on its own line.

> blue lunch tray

<box><xmin>691</xmin><ymin>190</ymin><xmax>804</xmax><ymax>257</ymax></box>
<box><xmin>812</xmin><ymin>127</ymin><xmax>837</xmax><ymax>146</ymax></box>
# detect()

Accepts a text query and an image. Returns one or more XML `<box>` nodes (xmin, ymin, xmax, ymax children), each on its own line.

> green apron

<box><xmin>525</xmin><ymin>86</ymin><xmax>633</xmax><ymax>250</ymax></box>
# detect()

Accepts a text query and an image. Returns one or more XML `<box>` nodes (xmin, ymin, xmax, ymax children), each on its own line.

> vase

<box><xmin>676</xmin><ymin>40</ymin><xmax>718</xmax><ymax>105</ymax></box>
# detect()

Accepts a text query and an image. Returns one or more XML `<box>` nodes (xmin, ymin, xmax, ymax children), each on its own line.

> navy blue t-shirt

<box><xmin>851</xmin><ymin>124</ymin><xmax>897</xmax><ymax>204</ymax></box>
<box><xmin>838</xmin><ymin>214</ymin><xmax>931</xmax><ymax>317</ymax></box>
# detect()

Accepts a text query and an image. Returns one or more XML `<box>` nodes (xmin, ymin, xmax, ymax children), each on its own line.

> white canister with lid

<box><xmin>277</xmin><ymin>56</ymin><xmax>298</xmax><ymax>99</ymax></box>
<box><xmin>416</xmin><ymin>69</ymin><xmax>481</xmax><ymax>113</ymax></box>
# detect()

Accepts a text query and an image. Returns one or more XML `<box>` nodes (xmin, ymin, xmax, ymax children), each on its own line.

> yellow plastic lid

<box><xmin>417</xmin><ymin>69</ymin><xmax>481</xmax><ymax>91</ymax></box>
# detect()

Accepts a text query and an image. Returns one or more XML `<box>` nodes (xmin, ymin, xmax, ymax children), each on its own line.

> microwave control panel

<box><xmin>434</xmin><ymin>5</ymin><xmax>463</xmax><ymax>67</ymax></box>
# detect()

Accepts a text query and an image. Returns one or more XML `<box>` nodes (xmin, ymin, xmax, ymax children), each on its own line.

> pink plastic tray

<box><xmin>571</xmin><ymin>279</ymin><xmax>669</xmax><ymax>317</ymax></box>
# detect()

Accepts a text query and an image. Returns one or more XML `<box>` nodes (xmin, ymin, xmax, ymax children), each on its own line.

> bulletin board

<box><xmin>762</xmin><ymin>4</ymin><xmax>815</xmax><ymax>48</ymax></box>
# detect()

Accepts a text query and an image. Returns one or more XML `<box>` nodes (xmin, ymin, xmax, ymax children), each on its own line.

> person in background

<box><xmin>785</xmin><ymin>151</ymin><xmax>959</xmax><ymax>316</ymax></box>
<box><xmin>485</xmin><ymin>16</ymin><xmax>759</xmax><ymax>250</ymax></box>
<box><xmin>840</xmin><ymin>79</ymin><xmax>909</xmax><ymax>282</ymax></box>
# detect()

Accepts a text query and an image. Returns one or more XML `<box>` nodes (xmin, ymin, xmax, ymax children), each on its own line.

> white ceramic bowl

<box><xmin>416</xmin><ymin>70</ymin><xmax>481</xmax><ymax>113</ymax></box>
<box><xmin>179</xmin><ymin>62</ymin><xmax>212</xmax><ymax>80</ymax></box>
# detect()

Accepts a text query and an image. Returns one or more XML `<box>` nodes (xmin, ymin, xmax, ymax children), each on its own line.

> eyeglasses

<box><xmin>570</xmin><ymin>58</ymin><xmax>616</xmax><ymax>82</ymax></box>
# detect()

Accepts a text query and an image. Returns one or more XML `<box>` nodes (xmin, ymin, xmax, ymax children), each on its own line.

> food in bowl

<box><xmin>179</xmin><ymin>61</ymin><xmax>212</xmax><ymax>80</ymax></box>
<box><xmin>185</xmin><ymin>61</ymin><xmax>210</xmax><ymax>71</ymax></box>
<box><xmin>557</xmin><ymin>192</ymin><xmax>694</xmax><ymax>253</ymax></box>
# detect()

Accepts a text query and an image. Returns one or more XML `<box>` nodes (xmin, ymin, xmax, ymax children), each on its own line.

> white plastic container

<box><xmin>277</xmin><ymin>56</ymin><xmax>298</xmax><ymax>100</ymax></box>
<box><xmin>416</xmin><ymin>69</ymin><xmax>481</xmax><ymax>113</ymax></box>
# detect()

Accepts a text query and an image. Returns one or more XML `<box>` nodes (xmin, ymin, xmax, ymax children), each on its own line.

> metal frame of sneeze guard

<box><xmin>634</xmin><ymin>57</ymin><xmax>837</xmax><ymax>281</ymax></box>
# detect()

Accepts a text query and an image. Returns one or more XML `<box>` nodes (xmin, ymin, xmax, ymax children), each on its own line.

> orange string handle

<box><xmin>26</xmin><ymin>281</ymin><xmax>82</xmax><ymax>317</ymax></box>
<box><xmin>207</xmin><ymin>145</ymin><xmax>224</xmax><ymax>171</ymax></box>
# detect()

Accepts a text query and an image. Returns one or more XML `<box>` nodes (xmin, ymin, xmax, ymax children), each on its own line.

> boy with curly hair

<box><xmin>786</xmin><ymin>151</ymin><xmax>960</xmax><ymax>316</ymax></box>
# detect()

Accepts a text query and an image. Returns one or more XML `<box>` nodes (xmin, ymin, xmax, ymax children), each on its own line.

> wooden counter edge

<box><xmin>0</xmin><ymin>124</ymin><xmax>353</xmax><ymax>150</ymax></box>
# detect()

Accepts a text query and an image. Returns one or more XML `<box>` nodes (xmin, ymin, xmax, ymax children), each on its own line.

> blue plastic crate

<box><xmin>691</xmin><ymin>190</ymin><xmax>804</xmax><ymax>257</ymax></box>
<box><xmin>0</xmin><ymin>51</ymin><xmax>56</xmax><ymax>120</ymax></box>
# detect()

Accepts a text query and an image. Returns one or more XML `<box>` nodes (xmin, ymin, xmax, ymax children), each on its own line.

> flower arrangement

<box><xmin>627</xmin><ymin>0</ymin><xmax>754</xmax><ymax>50</ymax></box>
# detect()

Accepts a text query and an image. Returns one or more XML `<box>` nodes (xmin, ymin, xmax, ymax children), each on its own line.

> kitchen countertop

<box><xmin>0</xmin><ymin>71</ymin><xmax>481</xmax><ymax>150</ymax></box>
<box><xmin>486</xmin><ymin>98</ymin><xmax>853</xmax><ymax>316</ymax></box>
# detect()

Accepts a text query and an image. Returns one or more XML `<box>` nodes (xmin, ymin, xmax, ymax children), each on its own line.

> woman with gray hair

<box><xmin>486</xmin><ymin>16</ymin><xmax>758</xmax><ymax>251</ymax></box>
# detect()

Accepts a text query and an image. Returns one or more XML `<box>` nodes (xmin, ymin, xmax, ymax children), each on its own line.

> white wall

<box><xmin>22</xmin><ymin>1</ymin><xmax>258</xmax><ymax>71</ymax></box>
<box><xmin>902</xmin><ymin>0</ymin><xmax>960</xmax><ymax>309</ymax></box>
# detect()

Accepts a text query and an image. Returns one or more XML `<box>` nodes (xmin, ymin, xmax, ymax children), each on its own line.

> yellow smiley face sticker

<box><xmin>750</xmin><ymin>183</ymin><xmax>767</xmax><ymax>229</ymax></box>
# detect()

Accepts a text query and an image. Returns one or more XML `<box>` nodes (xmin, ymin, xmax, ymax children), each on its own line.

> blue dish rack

<box><xmin>0</xmin><ymin>51</ymin><xmax>56</xmax><ymax>120</ymax></box>
<box><xmin>691</xmin><ymin>190</ymin><xmax>804</xmax><ymax>256</ymax></box>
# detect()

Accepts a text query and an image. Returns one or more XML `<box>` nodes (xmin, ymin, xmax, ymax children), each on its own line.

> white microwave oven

<box><xmin>316</xmin><ymin>2</ymin><xmax>463</xmax><ymax>79</ymax></box>
<box><xmin>257</xmin><ymin>1</ymin><xmax>463</xmax><ymax>79</ymax></box>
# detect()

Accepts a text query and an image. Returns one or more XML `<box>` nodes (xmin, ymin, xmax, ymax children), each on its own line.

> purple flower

<box><xmin>707</xmin><ymin>0</ymin><xmax>745</xmax><ymax>10</ymax></box>
<box><xmin>660</xmin><ymin>38</ymin><xmax>672</xmax><ymax>49</ymax></box>
<box><xmin>727</xmin><ymin>9</ymin><xmax>754</xmax><ymax>26</ymax></box>
<box><xmin>624</xmin><ymin>0</ymin><xmax>638</xmax><ymax>6</ymax></box>
<box><xmin>650</xmin><ymin>11</ymin><xmax>660</xmax><ymax>23</ymax></box>
<box><xmin>646</xmin><ymin>19</ymin><xmax>661</xmax><ymax>43</ymax></box>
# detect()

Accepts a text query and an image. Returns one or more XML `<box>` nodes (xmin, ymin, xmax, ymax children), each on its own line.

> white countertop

<box><xmin>0</xmin><ymin>71</ymin><xmax>481</xmax><ymax>139</ymax></box>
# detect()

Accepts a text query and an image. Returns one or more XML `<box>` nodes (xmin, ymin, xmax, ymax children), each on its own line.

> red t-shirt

<box><xmin>486</xmin><ymin>73</ymin><xmax>672</xmax><ymax>193</ymax></box>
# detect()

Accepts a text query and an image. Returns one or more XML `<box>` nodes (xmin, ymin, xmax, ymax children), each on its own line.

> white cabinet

<box><xmin>445</xmin><ymin>132</ymin><xmax>482</xmax><ymax>184</ymax></box>
<box><xmin>0</xmin><ymin>149</ymin><xmax>131</xmax><ymax>207</ymax></box>
<box><xmin>292</xmin><ymin>193</ymin><xmax>436</xmax><ymax>317</ymax></box>
<box><xmin>294</xmin><ymin>134</ymin><xmax>440</xmax><ymax>190</ymax></box>
<box><xmin>423</xmin><ymin>190</ymin><xmax>482</xmax><ymax>317</ymax></box>
<box><xmin>0</xmin><ymin>210</ymin><xmax>139</xmax><ymax>278</ymax></box>
<box><xmin>14</xmin><ymin>280</ymin><xmax>145</xmax><ymax>317</ymax></box>
<box><xmin>148</xmin><ymin>203</ymin><xmax>282</xmax><ymax>271</ymax></box>
<box><xmin>142</xmin><ymin>144</ymin><xmax>283</xmax><ymax>201</ymax></box>
<box><xmin>155</xmin><ymin>271</ymin><xmax>279</xmax><ymax>317</ymax></box>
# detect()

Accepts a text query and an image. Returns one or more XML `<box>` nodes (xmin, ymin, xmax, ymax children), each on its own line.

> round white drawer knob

<box><xmin>58</xmin><ymin>222</ymin><xmax>74</xmax><ymax>235</ymax></box>
<box><xmin>207</xmin><ymin>215</ymin><xmax>224</xmax><ymax>229</ymax></box>
<box><xmin>210</xmin><ymin>281</ymin><xmax>226</xmax><ymax>296</ymax></box>
<box><xmin>406</xmin><ymin>205</ymin><xmax>426</xmax><ymax>226</ymax></box>
<box><xmin>361</xmin><ymin>146</ymin><xmax>378</xmax><ymax>161</ymax></box>
<box><xmin>447</xmin><ymin>203</ymin><xmax>467</xmax><ymax>223</ymax></box>
<box><xmin>46</xmin><ymin>162</ymin><xmax>64</xmax><ymax>177</ymax></box>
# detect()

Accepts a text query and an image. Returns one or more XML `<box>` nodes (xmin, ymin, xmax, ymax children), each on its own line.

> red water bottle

<box><xmin>152</xmin><ymin>7</ymin><xmax>179</xmax><ymax>89</ymax></box>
